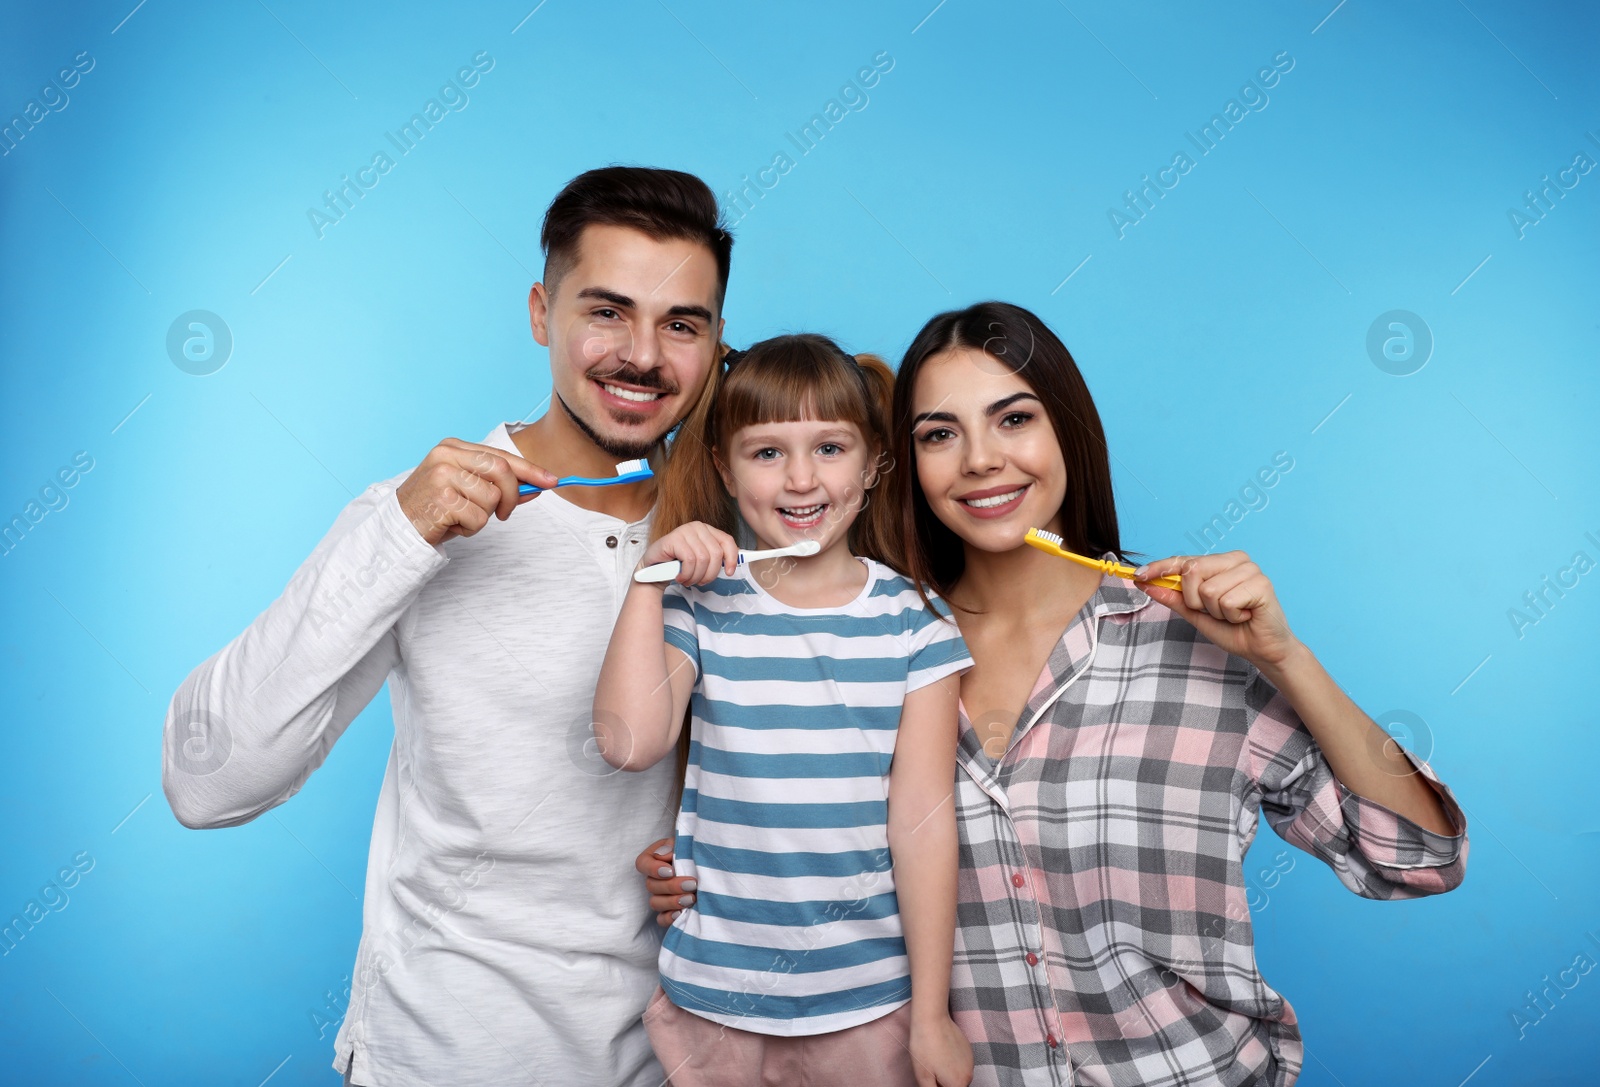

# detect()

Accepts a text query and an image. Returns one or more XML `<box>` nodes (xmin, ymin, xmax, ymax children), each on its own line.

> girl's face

<box><xmin>716</xmin><ymin>418</ymin><xmax>877</xmax><ymax>553</ymax></box>
<box><xmin>910</xmin><ymin>347</ymin><xmax>1068</xmax><ymax>553</ymax></box>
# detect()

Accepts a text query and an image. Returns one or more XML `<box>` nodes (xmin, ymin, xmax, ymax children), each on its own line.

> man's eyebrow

<box><xmin>574</xmin><ymin>287</ymin><xmax>713</xmax><ymax>325</ymax></box>
<box><xmin>664</xmin><ymin>303</ymin><xmax>715</xmax><ymax>323</ymax></box>
<box><xmin>576</xmin><ymin>287</ymin><xmax>635</xmax><ymax>309</ymax></box>
<box><xmin>911</xmin><ymin>391</ymin><xmax>1039</xmax><ymax>427</ymax></box>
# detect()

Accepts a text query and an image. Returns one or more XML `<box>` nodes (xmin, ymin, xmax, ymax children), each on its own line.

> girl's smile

<box><xmin>718</xmin><ymin>418</ymin><xmax>875</xmax><ymax>552</ymax></box>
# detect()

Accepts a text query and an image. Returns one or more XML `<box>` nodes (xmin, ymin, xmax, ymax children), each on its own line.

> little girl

<box><xmin>593</xmin><ymin>334</ymin><xmax>975</xmax><ymax>1087</ymax></box>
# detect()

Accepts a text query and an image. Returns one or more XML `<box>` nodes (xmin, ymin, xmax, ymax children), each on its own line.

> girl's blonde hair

<box><xmin>653</xmin><ymin>333</ymin><xmax>898</xmax><ymax>565</ymax></box>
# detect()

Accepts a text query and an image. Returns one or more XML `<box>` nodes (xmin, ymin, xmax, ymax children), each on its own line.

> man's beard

<box><xmin>556</xmin><ymin>386</ymin><xmax>664</xmax><ymax>462</ymax></box>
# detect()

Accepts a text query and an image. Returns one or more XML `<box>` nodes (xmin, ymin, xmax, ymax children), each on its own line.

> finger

<box><xmin>459</xmin><ymin>440</ymin><xmax>560</xmax><ymax>491</ymax></box>
<box><xmin>1197</xmin><ymin>563</ymin><xmax>1256</xmax><ymax>622</ymax></box>
<box><xmin>451</xmin><ymin>462</ymin><xmax>506</xmax><ymax>518</ymax></box>
<box><xmin>1180</xmin><ymin>557</ymin><xmax>1207</xmax><ymax>614</ymax></box>
<box><xmin>692</xmin><ymin>540</ymin><xmax>719</xmax><ymax>584</ymax></box>
<box><xmin>463</xmin><ymin>448</ymin><xmax>532</xmax><ymax>520</ymax></box>
<box><xmin>645</xmin><ymin>875</ymin><xmax>694</xmax><ymax>895</ymax></box>
<box><xmin>445</xmin><ymin>489</ymin><xmax>491</xmax><ymax>537</ymax></box>
<box><xmin>1133</xmin><ymin>554</ymin><xmax>1186</xmax><ymax>582</ymax></box>
<box><xmin>1184</xmin><ymin>551</ymin><xmax>1252</xmax><ymax>583</ymax></box>
<box><xmin>1199</xmin><ymin>563</ymin><xmax>1260</xmax><ymax>619</ymax></box>
<box><xmin>636</xmin><ymin>840</ymin><xmax>675</xmax><ymax>878</ymax></box>
<box><xmin>1216</xmin><ymin>579</ymin><xmax>1266</xmax><ymax>624</ymax></box>
<box><xmin>1141</xmin><ymin>583</ymin><xmax>1206</xmax><ymax>625</ymax></box>
<box><xmin>721</xmin><ymin>534</ymin><xmax>740</xmax><ymax>576</ymax></box>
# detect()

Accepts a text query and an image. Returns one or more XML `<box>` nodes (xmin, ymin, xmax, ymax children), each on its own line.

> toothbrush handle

<box><xmin>634</xmin><ymin>550</ymin><xmax>766</xmax><ymax>583</ymax></box>
<box><xmin>1136</xmin><ymin>571</ymin><xmax>1184</xmax><ymax>591</ymax></box>
<box><xmin>633</xmin><ymin>559</ymin><xmax>683</xmax><ymax>583</ymax></box>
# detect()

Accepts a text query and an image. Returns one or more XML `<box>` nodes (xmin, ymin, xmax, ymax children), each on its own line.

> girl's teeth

<box><xmin>781</xmin><ymin>504</ymin><xmax>824</xmax><ymax>518</ymax></box>
<box><xmin>964</xmin><ymin>487</ymin><xmax>1025</xmax><ymax>508</ymax></box>
<box><xmin>602</xmin><ymin>383</ymin><xmax>663</xmax><ymax>403</ymax></box>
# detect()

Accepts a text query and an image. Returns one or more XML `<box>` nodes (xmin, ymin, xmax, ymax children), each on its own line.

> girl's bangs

<box><xmin>713</xmin><ymin>340</ymin><xmax>871</xmax><ymax>444</ymax></box>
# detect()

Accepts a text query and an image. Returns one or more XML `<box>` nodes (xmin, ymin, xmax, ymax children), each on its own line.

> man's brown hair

<box><xmin>539</xmin><ymin>166</ymin><xmax>733</xmax><ymax>308</ymax></box>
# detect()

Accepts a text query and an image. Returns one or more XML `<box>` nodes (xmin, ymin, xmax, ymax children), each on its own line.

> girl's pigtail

<box><xmin>654</xmin><ymin>350</ymin><xmax>738</xmax><ymax>543</ymax></box>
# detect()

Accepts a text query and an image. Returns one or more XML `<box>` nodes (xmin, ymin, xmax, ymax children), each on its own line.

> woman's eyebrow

<box><xmin>984</xmin><ymin>392</ymin><xmax>1040</xmax><ymax>414</ymax></box>
<box><xmin>912</xmin><ymin>391</ymin><xmax>1039</xmax><ymax>426</ymax></box>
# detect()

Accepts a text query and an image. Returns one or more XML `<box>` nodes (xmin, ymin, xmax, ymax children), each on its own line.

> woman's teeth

<box><xmin>961</xmin><ymin>487</ymin><xmax>1027</xmax><ymax>508</ymax></box>
<box><xmin>601</xmin><ymin>382</ymin><xmax>664</xmax><ymax>403</ymax></box>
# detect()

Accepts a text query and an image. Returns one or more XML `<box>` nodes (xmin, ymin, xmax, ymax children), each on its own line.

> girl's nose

<box><xmin>786</xmin><ymin>457</ymin><xmax>817</xmax><ymax>492</ymax></box>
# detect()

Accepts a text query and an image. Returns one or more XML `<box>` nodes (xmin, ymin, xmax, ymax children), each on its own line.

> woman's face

<box><xmin>909</xmin><ymin>346</ymin><xmax>1068</xmax><ymax>553</ymax></box>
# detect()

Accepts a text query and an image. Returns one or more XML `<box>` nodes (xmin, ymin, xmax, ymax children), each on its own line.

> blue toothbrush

<box><xmin>519</xmin><ymin>458</ymin><xmax>653</xmax><ymax>495</ymax></box>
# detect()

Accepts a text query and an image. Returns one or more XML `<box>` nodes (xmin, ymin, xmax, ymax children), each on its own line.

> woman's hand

<box><xmin>1134</xmin><ymin>551</ymin><xmax>1301</xmax><ymax>671</ymax></box>
<box><xmin>910</xmin><ymin>1013</ymin><xmax>974</xmax><ymax>1087</ymax></box>
<box><xmin>639</xmin><ymin>521</ymin><xmax>740</xmax><ymax>585</ymax></box>
<box><xmin>634</xmin><ymin>839</ymin><xmax>697</xmax><ymax>927</ymax></box>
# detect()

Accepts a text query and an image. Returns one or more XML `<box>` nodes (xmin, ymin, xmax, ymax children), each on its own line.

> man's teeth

<box><xmin>602</xmin><ymin>382</ymin><xmax>664</xmax><ymax>402</ymax></box>
<box><xmin>962</xmin><ymin>487</ymin><xmax>1026</xmax><ymax>508</ymax></box>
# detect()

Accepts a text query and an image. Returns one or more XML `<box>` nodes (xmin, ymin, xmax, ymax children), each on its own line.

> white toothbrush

<box><xmin>633</xmin><ymin>539</ymin><xmax>822</xmax><ymax>583</ymax></box>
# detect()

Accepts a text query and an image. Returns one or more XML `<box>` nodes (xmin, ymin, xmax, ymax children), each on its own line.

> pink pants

<box><xmin>642</xmin><ymin>985</ymin><xmax>920</xmax><ymax>1087</ymax></box>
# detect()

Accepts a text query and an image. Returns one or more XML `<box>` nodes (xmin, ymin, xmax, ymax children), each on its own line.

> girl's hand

<box><xmin>1134</xmin><ymin>551</ymin><xmax>1302</xmax><ymax>671</ymax></box>
<box><xmin>909</xmin><ymin>1013</ymin><xmax>974</xmax><ymax>1087</ymax></box>
<box><xmin>638</xmin><ymin>521</ymin><xmax>740</xmax><ymax>585</ymax></box>
<box><xmin>634</xmin><ymin>839</ymin><xmax>696</xmax><ymax>927</ymax></box>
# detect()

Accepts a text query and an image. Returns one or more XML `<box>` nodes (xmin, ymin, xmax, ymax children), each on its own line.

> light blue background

<box><xmin>2</xmin><ymin>1</ymin><xmax>1596</xmax><ymax>1084</ymax></box>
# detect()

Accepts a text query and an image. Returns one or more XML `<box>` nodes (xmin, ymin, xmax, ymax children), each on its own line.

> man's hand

<box><xmin>396</xmin><ymin>438</ymin><xmax>560</xmax><ymax>547</ymax></box>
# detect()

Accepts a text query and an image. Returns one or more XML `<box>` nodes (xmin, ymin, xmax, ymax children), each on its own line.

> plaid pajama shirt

<box><xmin>949</xmin><ymin>576</ymin><xmax>1468</xmax><ymax>1087</ymax></box>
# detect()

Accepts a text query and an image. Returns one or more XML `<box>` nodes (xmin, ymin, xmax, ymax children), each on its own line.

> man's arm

<box><xmin>163</xmin><ymin>437</ymin><xmax>557</xmax><ymax>829</ymax></box>
<box><xmin>162</xmin><ymin>481</ymin><xmax>447</xmax><ymax>828</ymax></box>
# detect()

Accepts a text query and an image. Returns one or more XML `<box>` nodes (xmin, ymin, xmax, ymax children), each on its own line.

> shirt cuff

<box><xmin>1337</xmin><ymin>747</ymin><xmax>1468</xmax><ymax>873</ymax></box>
<box><xmin>906</xmin><ymin>654</ymin><xmax>975</xmax><ymax>695</ymax></box>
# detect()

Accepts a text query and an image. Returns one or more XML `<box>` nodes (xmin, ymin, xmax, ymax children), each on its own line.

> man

<box><xmin>162</xmin><ymin>166</ymin><xmax>731</xmax><ymax>1085</ymax></box>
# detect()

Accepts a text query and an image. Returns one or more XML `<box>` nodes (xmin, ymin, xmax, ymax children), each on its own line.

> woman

<box><xmin>638</xmin><ymin>302</ymin><xmax>1467</xmax><ymax>1086</ymax></box>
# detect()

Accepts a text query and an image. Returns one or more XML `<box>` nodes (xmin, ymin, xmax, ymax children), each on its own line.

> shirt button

<box><xmin>1011</xmin><ymin>873</ymin><xmax>1025</xmax><ymax>888</ymax></box>
<box><xmin>605</xmin><ymin>535</ymin><xmax>618</xmax><ymax>548</ymax></box>
<box><xmin>1026</xmin><ymin>952</ymin><xmax>1038</xmax><ymax>966</ymax></box>
<box><xmin>1047</xmin><ymin>1033</ymin><xmax>1059</xmax><ymax>1048</ymax></box>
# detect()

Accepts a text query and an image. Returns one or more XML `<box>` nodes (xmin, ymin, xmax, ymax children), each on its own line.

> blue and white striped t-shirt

<box><xmin>657</xmin><ymin>555</ymin><xmax>973</xmax><ymax>1036</ymax></box>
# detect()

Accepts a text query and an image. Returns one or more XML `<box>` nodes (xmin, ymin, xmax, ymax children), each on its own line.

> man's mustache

<box><xmin>587</xmin><ymin>363</ymin><xmax>676</xmax><ymax>395</ymax></box>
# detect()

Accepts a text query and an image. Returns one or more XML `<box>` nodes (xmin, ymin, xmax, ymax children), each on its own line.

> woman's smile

<box><xmin>954</xmin><ymin>483</ymin><xmax>1031</xmax><ymax>518</ymax></box>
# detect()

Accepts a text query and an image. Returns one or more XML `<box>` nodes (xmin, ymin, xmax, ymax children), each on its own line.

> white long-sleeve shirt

<box><xmin>162</xmin><ymin>421</ymin><xmax>675</xmax><ymax>1087</ymax></box>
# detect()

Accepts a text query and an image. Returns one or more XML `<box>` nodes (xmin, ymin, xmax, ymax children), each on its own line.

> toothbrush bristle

<box><xmin>613</xmin><ymin>459</ymin><xmax>651</xmax><ymax>475</ymax></box>
<box><xmin>1030</xmin><ymin>528</ymin><xmax>1064</xmax><ymax>545</ymax></box>
<box><xmin>795</xmin><ymin>540</ymin><xmax>821</xmax><ymax>555</ymax></box>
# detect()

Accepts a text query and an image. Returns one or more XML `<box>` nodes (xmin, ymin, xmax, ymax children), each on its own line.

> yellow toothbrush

<box><xmin>1024</xmin><ymin>528</ymin><xmax>1183</xmax><ymax>590</ymax></box>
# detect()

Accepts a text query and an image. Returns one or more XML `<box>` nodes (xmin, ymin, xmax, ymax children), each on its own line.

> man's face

<box><xmin>529</xmin><ymin>223</ymin><xmax>724</xmax><ymax>460</ymax></box>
